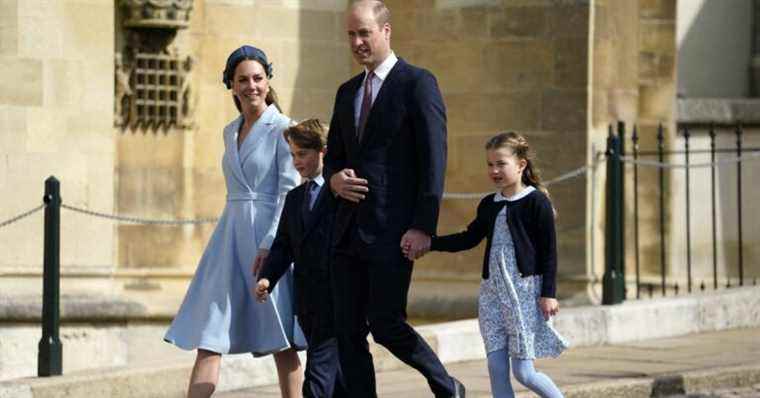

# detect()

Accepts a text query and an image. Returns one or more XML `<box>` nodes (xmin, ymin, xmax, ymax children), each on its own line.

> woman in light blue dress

<box><xmin>164</xmin><ymin>45</ymin><xmax>306</xmax><ymax>398</ymax></box>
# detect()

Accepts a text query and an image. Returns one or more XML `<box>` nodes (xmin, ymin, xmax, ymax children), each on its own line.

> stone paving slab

<box><xmin>219</xmin><ymin>328</ymin><xmax>760</xmax><ymax>398</ymax></box>
<box><xmin>670</xmin><ymin>383</ymin><xmax>760</xmax><ymax>398</ymax></box>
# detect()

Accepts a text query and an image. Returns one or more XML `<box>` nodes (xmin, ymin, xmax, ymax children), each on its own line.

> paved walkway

<box><xmin>670</xmin><ymin>384</ymin><xmax>760</xmax><ymax>398</ymax></box>
<box><xmin>219</xmin><ymin>328</ymin><xmax>760</xmax><ymax>397</ymax></box>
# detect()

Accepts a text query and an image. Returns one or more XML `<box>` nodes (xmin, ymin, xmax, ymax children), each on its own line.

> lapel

<box><xmin>358</xmin><ymin>58</ymin><xmax>405</xmax><ymax>153</ymax></box>
<box><xmin>224</xmin><ymin>116</ymin><xmax>251</xmax><ymax>189</ymax></box>
<box><xmin>290</xmin><ymin>184</ymin><xmax>306</xmax><ymax>245</ymax></box>
<box><xmin>239</xmin><ymin>105</ymin><xmax>278</xmax><ymax>168</ymax></box>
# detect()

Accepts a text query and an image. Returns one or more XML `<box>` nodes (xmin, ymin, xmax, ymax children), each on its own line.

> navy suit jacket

<box><xmin>323</xmin><ymin>58</ymin><xmax>447</xmax><ymax>244</ymax></box>
<box><xmin>258</xmin><ymin>181</ymin><xmax>336</xmax><ymax>318</ymax></box>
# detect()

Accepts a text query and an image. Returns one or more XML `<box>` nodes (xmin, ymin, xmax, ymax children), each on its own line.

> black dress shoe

<box><xmin>452</xmin><ymin>377</ymin><xmax>465</xmax><ymax>398</ymax></box>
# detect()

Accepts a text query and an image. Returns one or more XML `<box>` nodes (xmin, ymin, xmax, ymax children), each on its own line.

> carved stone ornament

<box><xmin>121</xmin><ymin>0</ymin><xmax>193</xmax><ymax>30</ymax></box>
<box><xmin>116</xmin><ymin>0</ymin><xmax>195</xmax><ymax>132</ymax></box>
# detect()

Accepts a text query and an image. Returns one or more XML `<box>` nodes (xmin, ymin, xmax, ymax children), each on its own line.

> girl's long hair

<box><xmin>485</xmin><ymin>131</ymin><xmax>556</xmax><ymax>216</ymax></box>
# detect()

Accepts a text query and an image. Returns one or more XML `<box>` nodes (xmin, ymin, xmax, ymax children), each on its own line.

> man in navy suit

<box><xmin>256</xmin><ymin>119</ymin><xmax>346</xmax><ymax>398</ymax></box>
<box><xmin>323</xmin><ymin>1</ymin><xmax>464</xmax><ymax>397</ymax></box>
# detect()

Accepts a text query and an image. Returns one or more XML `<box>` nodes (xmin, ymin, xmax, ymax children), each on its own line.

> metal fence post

<box><xmin>617</xmin><ymin>121</ymin><xmax>627</xmax><ymax>294</ymax></box>
<box><xmin>38</xmin><ymin>176</ymin><xmax>62</xmax><ymax>376</ymax></box>
<box><xmin>603</xmin><ymin>127</ymin><xmax>625</xmax><ymax>305</ymax></box>
<box><xmin>735</xmin><ymin>123</ymin><xmax>744</xmax><ymax>286</ymax></box>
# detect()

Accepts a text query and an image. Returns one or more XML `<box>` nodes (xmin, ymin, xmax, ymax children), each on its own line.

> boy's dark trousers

<box><xmin>298</xmin><ymin>293</ymin><xmax>347</xmax><ymax>398</ymax></box>
<box><xmin>259</xmin><ymin>181</ymin><xmax>347</xmax><ymax>398</ymax></box>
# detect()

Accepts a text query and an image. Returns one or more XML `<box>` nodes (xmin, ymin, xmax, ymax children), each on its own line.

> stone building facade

<box><xmin>0</xmin><ymin>0</ymin><xmax>757</xmax><ymax>317</ymax></box>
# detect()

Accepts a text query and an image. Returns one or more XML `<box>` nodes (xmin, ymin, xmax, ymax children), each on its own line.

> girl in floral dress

<box><xmin>424</xmin><ymin>132</ymin><xmax>568</xmax><ymax>398</ymax></box>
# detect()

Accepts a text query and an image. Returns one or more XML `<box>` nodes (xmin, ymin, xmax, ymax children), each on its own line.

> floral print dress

<box><xmin>478</xmin><ymin>186</ymin><xmax>569</xmax><ymax>359</ymax></box>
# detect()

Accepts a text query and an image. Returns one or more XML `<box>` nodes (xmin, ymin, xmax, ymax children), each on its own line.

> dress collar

<box><xmin>494</xmin><ymin>185</ymin><xmax>536</xmax><ymax>202</ymax></box>
<box><xmin>258</xmin><ymin>103</ymin><xmax>278</xmax><ymax>125</ymax></box>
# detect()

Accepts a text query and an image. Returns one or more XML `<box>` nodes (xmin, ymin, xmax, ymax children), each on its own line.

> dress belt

<box><xmin>226</xmin><ymin>192</ymin><xmax>278</xmax><ymax>203</ymax></box>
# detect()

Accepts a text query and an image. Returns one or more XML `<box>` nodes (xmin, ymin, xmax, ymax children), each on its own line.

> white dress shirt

<box><xmin>354</xmin><ymin>52</ymin><xmax>398</xmax><ymax>130</ymax></box>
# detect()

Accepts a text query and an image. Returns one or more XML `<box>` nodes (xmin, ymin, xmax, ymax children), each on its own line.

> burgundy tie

<box><xmin>357</xmin><ymin>71</ymin><xmax>374</xmax><ymax>141</ymax></box>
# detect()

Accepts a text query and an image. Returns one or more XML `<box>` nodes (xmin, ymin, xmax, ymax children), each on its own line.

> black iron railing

<box><xmin>603</xmin><ymin>122</ymin><xmax>760</xmax><ymax>304</ymax></box>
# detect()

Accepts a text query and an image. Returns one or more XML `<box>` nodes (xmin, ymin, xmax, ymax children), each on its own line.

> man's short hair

<box><xmin>352</xmin><ymin>0</ymin><xmax>391</xmax><ymax>25</ymax></box>
<box><xmin>284</xmin><ymin>118</ymin><xmax>327</xmax><ymax>151</ymax></box>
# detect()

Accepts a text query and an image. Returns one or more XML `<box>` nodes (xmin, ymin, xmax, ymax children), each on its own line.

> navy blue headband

<box><xmin>222</xmin><ymin>45</ymin><xmax>273</xmax><ymax>89</ymax></box>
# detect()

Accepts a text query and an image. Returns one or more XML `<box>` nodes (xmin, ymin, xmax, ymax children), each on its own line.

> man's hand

<box><xmin>400</xmin><ymin>229</ymin><xmax>431</xmax><ymax>261</ymax></box>
<box><xmin>255</xmin><ymin>279</ymin><xmax>270</xmax><ymax>303</ymax></box>
<box><xmin>539</xmin><ymin>297</ymin><xmax>559</xmax><ymax>321</ymax></box>
<box><xmin>330</xmin><ymin>169</ymin><xmax>369</xmax><ymax>203</ymax></box>
<box><xmin>252</xmin><ymin>248</ymin><xmax>269</xmax><ymax>277</ymax></box>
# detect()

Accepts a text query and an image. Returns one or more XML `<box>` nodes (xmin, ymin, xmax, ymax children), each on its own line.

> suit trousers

<box><xmin>331</xmin><ymin>222</ymin><xmax>455</xmax><ymax>397</ymax></box>
<box><xmin>298</xmin><ymin>294</ymin><xmax>348</xmax><ymax>398</ymax></box>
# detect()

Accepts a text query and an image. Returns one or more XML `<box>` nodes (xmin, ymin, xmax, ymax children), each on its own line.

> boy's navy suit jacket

<box><xmin>259</xmin><ymin>180</ymin><xmax>336</xmax><ymax>320</ymax></box>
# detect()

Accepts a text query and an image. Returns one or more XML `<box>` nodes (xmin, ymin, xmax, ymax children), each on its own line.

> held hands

<box><xmin>539</xmin><ymin>297</ymin><xmax>559</xmax><ymax>321</ymax></box>
<box><xmin>330</xmin><ymin>169</ymin><xmax>369</xmax><ymax>202</ymax></box>
<box><xmin>251</xmin><ymin>248</ymin><xmax>269</xmax><ymax>277</ymax></box>
<box><xmin>401</xmin><ymin>229</ymin><xmax>431</xmax><ymax>261</ymax></box>
<box><xmin>255</xmin><ymin>279</ymin><xmax>270</xmax><ymax>303</ymax></box>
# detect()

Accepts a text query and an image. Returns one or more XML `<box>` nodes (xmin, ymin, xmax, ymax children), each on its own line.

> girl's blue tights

<box><xmin>486</xmin><ymin>348</ymin><xmax>563</xmax><ymax>398</ymax></box>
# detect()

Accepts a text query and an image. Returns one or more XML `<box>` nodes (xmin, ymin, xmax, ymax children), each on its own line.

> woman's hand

<box><xmin>255</xmin><ymin>279</ymin><xmax>270</xmax><ymax>303</ymax></box>
<box><xmin>252</xmin><ymin>248</ymin><xmax>270</xmax><ymax>276</ymax></box>
<box><xmin>539</xmin><ymin>297</ymin><xmax>559</xmax><ymax>321</ymax></box>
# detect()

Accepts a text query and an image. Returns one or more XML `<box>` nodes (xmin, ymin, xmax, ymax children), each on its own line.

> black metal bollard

<box><xmin>603</xmin><ymin>126</ymin><xmax>625</xmax><ymax>305</ymax></box>
<box><xmin>38</xmin><ymin>176</ymin><xmax>62</xmax><ymax>376</ymax></box>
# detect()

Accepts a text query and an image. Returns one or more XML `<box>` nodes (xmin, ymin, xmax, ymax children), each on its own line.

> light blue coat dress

<box><xmin>165</xmin><ymin>105</ymin><xmax>306</xmax><ymax>355</ymax></box>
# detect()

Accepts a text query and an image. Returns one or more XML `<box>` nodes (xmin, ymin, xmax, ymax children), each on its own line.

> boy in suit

<box><xmin>255</xmin><ymin>119</ymin><xmax>346</xmax><ymax>398</ymax></box>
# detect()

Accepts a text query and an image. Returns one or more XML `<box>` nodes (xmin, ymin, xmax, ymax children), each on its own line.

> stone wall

<box><xmin>113</xmin><ymin>0</ymin><xmax>352</xmax><ymax>272</ymax></box>
<box><xmin>589</xmin><ymin>0</ymin><xmax>759</xmax><ymax>297</ymax></box>
<box><xmin>676</xmin><ymin>0</ymin><xmax>752</xmax><ymax>98</ymax></box>
<box><xmin>589</xmin><ymin>0</ymin><xmax>688</xmax><ymax>297</ymax></box>
<box><xmin>111</xmin><ymin>0</ymin><xmax>598</xmax><ymax>302</ymax></box>
<box><xmin>629</xmin><ymin>0</ymin><xmax>677</xmax><ymax>289</ymax></box>
<box><xmin>589</xmin><ymin>0</ymin><xmax>641</xmax><ymax>290</ymax></box>
<box><xmin>388</xmin><ymin>1</ymin><xmax>592</xmax><ymax>295</ymax></box>
<box><xmin>0</xmin><ymin>0</ymin><xmax>601</xmax><ymax>306</ymax></box>
<box><xmin>0</xmin><ymin>1</ymin><xmax>115</xmax><ymax>274</ymax></box>
<box><xmin>1</xmin><ymin>0</ymin><xmax>739</xmax><ymax>311</ymax></box>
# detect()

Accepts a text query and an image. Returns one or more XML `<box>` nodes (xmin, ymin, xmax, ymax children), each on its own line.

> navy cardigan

<box><xmin>430</xmin><ymin>189</ymin><xmax>558</xmax><ymax>298</ymax></box>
